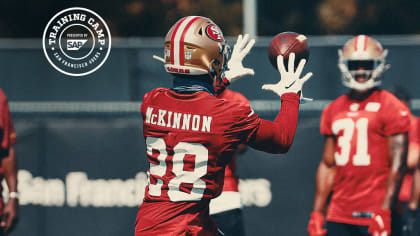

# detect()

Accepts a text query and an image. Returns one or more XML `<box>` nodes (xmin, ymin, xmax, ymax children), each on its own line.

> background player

<box><xmin>210</xmin><ymin>88</ymin><xmax>250</xmax><ymax>236</ymax></box>
<box><xmin>389</xmin><ymin>87</ymin><xmax>420</xmax><ymax>236</ymax></box>
<box><xmin>307</xmin><ymin>35</ymin><xmax>410</xmax><ymax>236</ymax></box>
<box><xmin>0</xmin><ymin>88</ymin><xmax>19</xmax><ymax>235</ymax></box>
<box><xmin>135</xmin><ymin>16</ymin><xmax>313</xmax><ymax>235</ymax></box>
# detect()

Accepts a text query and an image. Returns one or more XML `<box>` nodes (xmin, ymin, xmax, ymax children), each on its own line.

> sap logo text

<box><xmin>67</xmin><ymin>40</ymin><xmax>88</xmax><ymax>51</ymax></box>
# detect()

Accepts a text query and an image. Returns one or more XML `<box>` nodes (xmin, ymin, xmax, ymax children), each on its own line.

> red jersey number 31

<box><xmin>332</xmin><ymin>118</ymin><xmax>371</xmax><ymax>166</ymax></box>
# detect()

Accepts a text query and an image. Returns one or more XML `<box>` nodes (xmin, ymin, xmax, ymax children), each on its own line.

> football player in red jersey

<box><xmin>389</xmin><ymin>87</ymin><xmax>420</xmax><ymax>236</ymax></box>
<box><xmin>388</xmin><ymin>87</ymin><xmax>420</xmax><ymax>236</ymax></box>
<box><xmin>0</xmin><ymin>89</ymin><xmax>19</xmax><ymax>235</ymax></box>
<box><xmin>404</xmin><ymin>138</ymin><xmax>420</xmax><ymax>236</ymax></box>
<box><xmin>210</xmin><ymin>88</ymin><xmax>250</xmax><ymax>236</ymax></box>
<box><xmin>135</xmin><ymin>16</ymin><xmax>313</xmax><ymax>236</ymax></box>
<box><xmin>307</xmin><ymin>35</ymin><xmax>410</xmax><ymax>236</ymax></box>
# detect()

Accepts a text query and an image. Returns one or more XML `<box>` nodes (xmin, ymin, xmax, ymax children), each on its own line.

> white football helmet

<box><xmin>163</xmin><ymin>16</ymin><xmax>230</xmax><ymax>81</ymax></box>
<box><xmin>338</xmin><ymin>35</ymin><xmax>390</xmax><ymax>91</ymax></box>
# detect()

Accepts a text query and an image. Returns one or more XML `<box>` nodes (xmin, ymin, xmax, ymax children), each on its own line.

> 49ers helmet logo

<box><xmin>205</xmin><ymin>24</ymin><xmax>224</xmax><ymax>42</ymax></box>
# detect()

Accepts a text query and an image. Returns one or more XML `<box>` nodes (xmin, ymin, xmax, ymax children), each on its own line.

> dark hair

<box><xmin>389</xmin><ymin>86</ymin><xmax>411</xmax><ymax>102</ymax></box>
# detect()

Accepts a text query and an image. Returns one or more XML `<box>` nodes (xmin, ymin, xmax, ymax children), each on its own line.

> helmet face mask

<box><xmin>163</xmin><ymin>16</ymin><xmax>229</xmax><ymax>82</ymax></box>
<box><xmin>346</xmin><ymin>59</ymin><xmax>376</xmax><ymax>79</ymax></box>
<box><xmin>338</xmin><ymin>35</ymin><xmax>390</xmax><ymax>91</ymax></box>
<box><xmin>216</xmin><ymin>43</ymin><xmax>231</xmax><ymax>80</ymax></box>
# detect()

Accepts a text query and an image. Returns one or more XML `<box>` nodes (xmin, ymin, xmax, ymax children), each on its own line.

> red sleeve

<box><xmin>381</xmin><ymin>95</ymin><xmax>410</xmax><ymax>136</ymax></box>
<box><xmin>0</xmin><ymin>90</ymin><xmax>16</xmax><ymax>156</ymax></box>
<box><xmin>320</xmin><ymin>102</ymin><xmax>333</xmax><ymax>135</ymax></box>
<box><xmin>249</xmin><ymin>93</ymin><xmax>300</xmax><ymax>154</ymax></box>
<box><xmin>224</xmin><ymin>101</ymin><xmax>261</xmax><ymax>146</ymax></box>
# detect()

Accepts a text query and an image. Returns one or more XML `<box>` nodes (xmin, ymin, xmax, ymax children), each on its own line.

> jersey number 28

<box><xmin>146</xmin><ymin>137</ymin><xmax>208</xmax><ymax>201</ymax></box>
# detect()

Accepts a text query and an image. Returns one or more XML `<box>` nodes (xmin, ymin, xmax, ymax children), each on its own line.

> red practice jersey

<box><xmin>0</xmin><ymin>89</ymin><xmax>16</xmax><ymax>197</ymax></box>
<box><xmin>216</xmin><ymin>89</ymin><xmax>250</xmax><ymax>192</ymax></box>
<box><xmin>398</xmin><ymin>115</ymin><xmax>420</xmax><ymax>202</ymax></box>
<box><xmin>0</xmin><ymin>89</ymin><xmax>16</xmax><ymax>155</ymax></box>
<box><xmin>136</xmin><ymin>88</ymin><xmax>260</xmax><ymax>235</ymax></box>
<box><xmin>320</xmin><ymin>89</ymin><xmax>410</xmax><ymax>226</ymax></box>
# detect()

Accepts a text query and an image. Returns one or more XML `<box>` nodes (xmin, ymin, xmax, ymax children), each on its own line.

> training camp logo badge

<box><xmin>42</xmin><ymin>7</ymin><xmax>111</xmax><ymax>77</ymax></box>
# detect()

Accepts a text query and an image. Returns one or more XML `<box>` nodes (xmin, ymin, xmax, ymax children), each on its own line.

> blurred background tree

<box><xmin>1</xmin><ymin>0</ymin><xmax>420</xmax><ymax>37</ymax></box>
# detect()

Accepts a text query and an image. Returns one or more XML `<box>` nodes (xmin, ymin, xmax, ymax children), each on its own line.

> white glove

<box><xmin>224</xmin><ymin>34</ymin><xmax>255</xmax><ymax>83</ymax></box>
<box><xmin>262</xmin><ymin>53</ymin><xmax>313</xmax><ymax>103</ymax></box>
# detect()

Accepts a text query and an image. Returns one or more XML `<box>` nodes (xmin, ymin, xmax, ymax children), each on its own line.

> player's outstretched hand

<box><xmin>262</xmin><ymin>53</ymin><xmax>313</xmax><ymax>103</ymax></box>
<box><xmin>224</xmin><ymin>34</ymin><xmax>255</xmax><ymax>83</ymax></box>
<box><xmin>307</xmin><ymin>211</ymin><xmax>327</xmax><ymax>236</ymax></box>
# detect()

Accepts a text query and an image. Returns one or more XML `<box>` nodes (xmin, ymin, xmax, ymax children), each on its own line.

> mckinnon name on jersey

<box><xmin>144</xmin><ymin>106</ymin><xmax>212</xmax><ymax>132</ymax></box>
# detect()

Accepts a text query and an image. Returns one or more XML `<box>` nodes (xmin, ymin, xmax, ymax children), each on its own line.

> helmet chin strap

<box><xmin>340</xmin><ymin>65</ymin><xmax>380</xmax><ymax>91</ymax></box>
<box><xmin>342</xmin><ymin>67</ymin><xmax>384</xmax><ymax>91</ymax></box>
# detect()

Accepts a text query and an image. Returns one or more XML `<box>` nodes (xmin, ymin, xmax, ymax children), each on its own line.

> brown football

<box><xmin>268</xmin><ymin>32</ymin><xmax>309</xmax><ymax>70</ymax></box>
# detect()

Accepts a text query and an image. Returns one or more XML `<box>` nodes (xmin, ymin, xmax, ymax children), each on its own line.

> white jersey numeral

<box><xmin>332</xmin><ymin>118</ymin><xmax>370</xmax><ymax>166</ymax></box>
<box><xmin>353</xmin><ymin>118</ymin><xmax>371</xmax><ymax>165</ymax></box>
<box><xmin>169</xmin><ymin>142</ymin><xmax>208</xmax><ymax>201</ymax></box>
<box><xmin>146</xmin><ymin>137</ymin><xmax>209</xmax><ymax>201</ymax></box>
<box><xmin>146</xmin><ymin>137</ymin><xmax>167</xmax><ymax>197</ymax></box>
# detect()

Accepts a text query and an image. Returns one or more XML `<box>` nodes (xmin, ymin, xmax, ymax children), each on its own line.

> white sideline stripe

<box><xmin>8</xmin><ymin>99</ymin><xmax>420</xmax><ymax>113</ymax></box>
<box><xmin>9</xmin><ymin>100</ymin><xmax>330</xmax><ymax>113</ymax></box>
<box><xmin>250</xmin><ymin>100</ymin><xmax>331</xmax><ymax>112</ymax></box>
<box><xmin>9</xmin><ymin>102</ymin><xmax>141</xmax><ymax>113</ymax></box>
